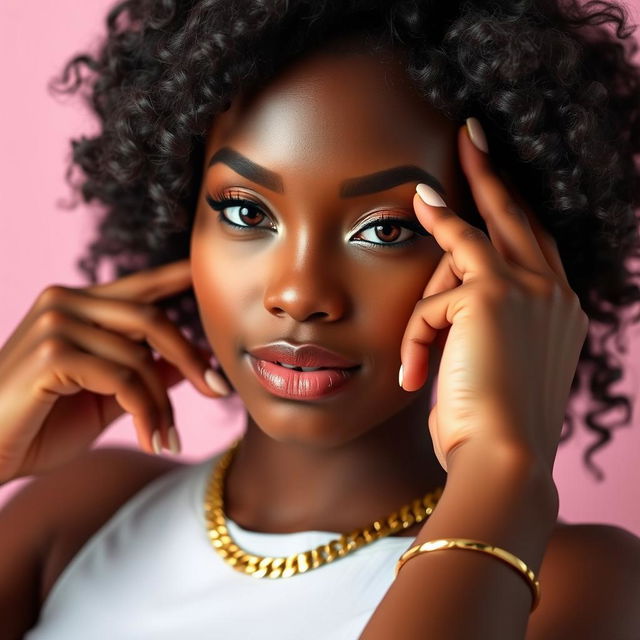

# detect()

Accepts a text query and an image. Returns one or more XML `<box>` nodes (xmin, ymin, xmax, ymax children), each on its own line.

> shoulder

<box><xmin>0</xmin><ymin>446</ymin><xmax>186</xmax><ymax>635</ymax></box>
<box><xmin>526</xmin><ymin>521</ymin><xmax>640</xmax><ymax>639</ymax></box>
<box><xmin>42</xmin><ymin>446</ymin><xmax>186</xmax><ymax>533</ymax></box>
<box><xmin>44</xmin><ymin>444</ymin><xmax>188</xmax><ymax>530</ymax></box>
<box><xmin>2</xmin><ymin>446</ymin><xmax>183</xmax><ymax>539</ymax></box>
<box><xmin>39</xmin><ymin>446</ymin><xmax>186</xmax><ymax>606</ymax></box>
<box><xmin>49</xmin><ymin>444</ymin><xmax>185</xmax><ymax>493</ymax></box>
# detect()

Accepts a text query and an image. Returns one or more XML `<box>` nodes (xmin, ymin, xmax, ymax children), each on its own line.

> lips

<box><xmin>247</xmin><ymin>340</ymin><xmax>360</xmax><ymax>370</ymax></box>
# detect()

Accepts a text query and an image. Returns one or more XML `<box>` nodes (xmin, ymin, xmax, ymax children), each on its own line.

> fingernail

<box><xmin>416</xmin><ymin>183</ymin><xmax>447</xmax><ymax>207</ymax></box>
<box><xmin>398</xmin><ymin>364</ymin><xmax>404</xmax><ymax>389</ymax></box>
<box><xmin>465</xmin><ymin>117</ymin><xmax>489</xmax><ymax>153</ymax></box>
<box><xmin>151</xmin><ymin>430</ymin><xmax>163</xmax><ymax>455</ymax></box>
<box><xmin>167</xmin><ymin>426</ymin><xmax>182</xmax><ymax>454</ymax></box>
<box><xmin>204</xmin><ymin>368</ymin><xmax>231</xmax><ymax>395</ymax></box>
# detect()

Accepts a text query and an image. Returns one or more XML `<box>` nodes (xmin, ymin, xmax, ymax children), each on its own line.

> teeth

<box><xmin>276</xmin><ymin>362</ymin><xmax>325</xmax><ymax>372</ymax></box>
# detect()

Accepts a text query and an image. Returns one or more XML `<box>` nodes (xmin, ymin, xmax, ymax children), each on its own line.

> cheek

<box><xmin>190</xmin><ymin>227</ymin><xmax>245</xmax><ymax>356</ymax></box>
<box><xmin>358</xmin><ymin>260</ymin><xmax>434</xmax><ymax>356</ymax></box>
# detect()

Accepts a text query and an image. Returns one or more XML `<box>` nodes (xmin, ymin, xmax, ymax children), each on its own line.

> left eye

<box><xmin>354</xmin><ymin>218</ymin><xmax>418</xmax><ymax>246</ymax></box>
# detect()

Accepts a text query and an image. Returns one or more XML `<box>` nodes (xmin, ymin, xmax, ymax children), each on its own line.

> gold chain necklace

<box><xmin>204</xmin><ymin>437</ymin><xmax>444</xmax><ymax>578</ymax></box>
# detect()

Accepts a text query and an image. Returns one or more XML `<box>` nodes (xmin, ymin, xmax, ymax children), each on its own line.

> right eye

<box><xmin>206</xmin><ymin>194</ymin><xmax>275</xmax><ymax>232</ymax></box>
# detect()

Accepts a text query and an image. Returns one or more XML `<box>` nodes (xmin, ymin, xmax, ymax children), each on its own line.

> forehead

<box><xmin>205</xmin><ymin>45</ymin><xmax>457</xmax><ymax>187</ymax></box>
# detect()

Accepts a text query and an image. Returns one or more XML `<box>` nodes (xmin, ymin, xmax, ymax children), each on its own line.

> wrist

<box><xmin>445</xmin><ymin>437</ymin><xmax>559</xmax><ymax>521</ymax></box>
<box><xmin>413</xmin><ymin>438</ymin><xmax>558</xmax><ymax>581</ymax></box>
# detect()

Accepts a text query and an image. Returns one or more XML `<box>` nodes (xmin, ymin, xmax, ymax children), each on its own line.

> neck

<box><xmin>223</xmin><ymin>382</ymin><xmax>447</xmax><ymax>536</ymax></box>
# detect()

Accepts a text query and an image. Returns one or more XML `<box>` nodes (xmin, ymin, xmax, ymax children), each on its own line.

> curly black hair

<box><xmin>50</xmin><ymin>0</ymin><xmax>640</xmax><ymax>482</ymax></box>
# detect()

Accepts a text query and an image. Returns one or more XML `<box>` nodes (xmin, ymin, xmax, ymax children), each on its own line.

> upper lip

<box><xmin>247</xmin><ymin>340</ymin><xmax>360</xmax><ymax>369</ymax></box>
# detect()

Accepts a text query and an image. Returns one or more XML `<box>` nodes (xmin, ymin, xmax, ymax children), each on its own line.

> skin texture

<box><xmin>5</xmin><ymin>27</ymin><xmax>638</xmax><ymax>640</ymax></box>
<box><xmin>187</xmin><ymin>40</ymin><xmax>604</xmax><ymax>637</ymax></box>
<box><xmin>190</xmin><ymin>41</ymin><xmax>472</xmax><ymax>536</ymax></box>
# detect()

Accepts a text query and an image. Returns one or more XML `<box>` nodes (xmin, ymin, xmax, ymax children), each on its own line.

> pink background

<box><xmin>1</xmin><ymin>0</ymin><xmax>639</xmax><ymax>537</ymax></box>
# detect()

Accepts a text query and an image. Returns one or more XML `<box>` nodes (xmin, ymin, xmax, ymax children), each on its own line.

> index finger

<box><xmin>413</xmin><ymin>189</ymin><xmax>508</xmax><ymax>283</ymax></box>
<box><xmin>85</xmin><ymin>259</ymin><xmax>192</xmax><ymax>303</ymax></box>
<box><xmin>459</xmin><ymin>123</ymin><xmax>552</xmax><ymax>277</ymax></box>
<box><xmin>498</xmin><ymin>169</ymin><xmax>571</xmax><ymax>288</ymax></box>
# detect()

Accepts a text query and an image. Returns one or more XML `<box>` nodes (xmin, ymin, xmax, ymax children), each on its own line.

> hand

<box><xmin>400</xmin><ymin>118</ymin><xmax>589</xmax><ymax>474</ymax></box>
<box><xmin>0</xmin><ymin>259</ymin><xmax>230</xmax><ymax>484</ymax></box>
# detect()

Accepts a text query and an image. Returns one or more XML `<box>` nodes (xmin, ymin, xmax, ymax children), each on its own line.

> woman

<box><xmin>1</xmin><ymin>0</ymin><xmax>640</xmax><ymax>638</ymax></box>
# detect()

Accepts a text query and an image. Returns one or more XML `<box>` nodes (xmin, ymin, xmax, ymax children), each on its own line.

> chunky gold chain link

<box><xmin>204</xmin><ymin>437</ymin><xmax>444</xmax><ymax>578</ymax></box>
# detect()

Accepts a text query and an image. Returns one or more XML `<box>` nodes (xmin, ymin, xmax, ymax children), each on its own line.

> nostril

<box><xmin>307</xmin><ymin>311</ymin><xmax>330</xmax><ymax>321</ymax></box>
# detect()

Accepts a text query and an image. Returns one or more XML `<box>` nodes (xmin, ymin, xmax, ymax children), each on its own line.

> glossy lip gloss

<box><xmin>246</xmin><ymin>354</ymin><xmax>359</xmax><ymax>400</ymax></box>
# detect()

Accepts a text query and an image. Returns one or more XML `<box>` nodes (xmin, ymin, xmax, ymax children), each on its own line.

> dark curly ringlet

<box><xmin>49</xmin><ymin>0</ymin><xmax>640</xmax><ymax>482</ymax></box>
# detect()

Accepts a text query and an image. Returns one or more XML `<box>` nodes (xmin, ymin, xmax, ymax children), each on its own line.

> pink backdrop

<box><xmin>1</xmin><ymin>0</ymin><xmax>639</xmax><ymax>537</ymax></box>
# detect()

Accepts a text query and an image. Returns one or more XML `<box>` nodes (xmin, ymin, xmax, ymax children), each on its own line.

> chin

<box><xmin>241</xmin><ymin>392</ymin><xmax>423</xmax><ymax>453</ymax></box>
<box><xmin>242</xmin><ymin>404</ymin><xmax>377</xmax><ymax>451</ymax></box>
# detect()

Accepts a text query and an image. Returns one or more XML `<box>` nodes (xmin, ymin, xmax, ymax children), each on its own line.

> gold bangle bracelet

<box><xmin>395</xmin><ymin>538</ymin><xmax>541</xmax><ymax>612</ymax></box>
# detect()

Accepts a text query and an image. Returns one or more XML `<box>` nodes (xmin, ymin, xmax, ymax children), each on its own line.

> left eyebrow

<box><xmin>207</xmin><ymin>146</ymin><xmax>447</xmax><ymax>198</ymax></box>
<box><xmin>340</xmin><ymin>165</ymin><xmax>446</xmax><ymax>198</ymax></box>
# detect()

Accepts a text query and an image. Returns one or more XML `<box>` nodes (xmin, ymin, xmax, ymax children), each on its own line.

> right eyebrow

<box><xmin>207</xmin><ymin>146</ymin><xmax>447</xmax><ymax>198</ymax></box>
<box><xmin>208</xmin><ymin>147</ymin><xmax>284</xmax><ymax>193</ymax></box>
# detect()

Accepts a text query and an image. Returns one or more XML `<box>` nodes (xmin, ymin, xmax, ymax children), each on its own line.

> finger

<box><xmin>33</xmin><ymin>342</ymin><xmax>166</xmax><ymax>454</ymax></box>
<box><xmin>400</xmin><ymin>285</ymin><xmax>457</xmax><ymax>392</ymax></box>
<box><xmin>459</xmin><ymin>120</ymin><xmax>555</xmax><ymax>277</ymax></box>
<box><xmin>498</xmin><ymin>168</ymin><xmax>571</xmax><ymax>288</ymax></box>
<box><xmin>152</xmin><ymin>355</ymin><xmax>189</xmax><ymax>391</ymax></box>
<box><xmin>2</xmin><ymin>261</ymin><xmax>193</xmax><ymax>366</ymax></box>
<box><xmin>422</xmin><ymin>252</ymin><xmax>460</xmax><ymax>299</ymax></box>
<box><xmin>26</xmin><ymin>291</ymin><xmax>222</xmax><ymax>400</ymax></box>
<box><xmin>84</xmin><ymin>258</ymin><xmax>193</xmax><ymax>303</ymax></box>
<box><xmin>96</xmin><ymin>355</ymin><xmax>193</xmax><ymax>437</ymax></box>
<box><xmin>413</xmin><ymin>188</ymin><xmax>508</xmax><ymax>283</ymax></box>
<box><xmin>37</xmin><ymin>314</ymin><xmax>176</xmax><ymax>446</ymax></box>
<box><xmin>421</xmin><ymin>254</ymin><xmax>459</xmax><ymax>357</ymax></box>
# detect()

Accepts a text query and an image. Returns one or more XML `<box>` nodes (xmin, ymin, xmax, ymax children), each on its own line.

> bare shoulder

<box><xmin>526</xmin><ymin>520</ymin><xmax>640</xmax><ymax>640</ymax></box>
<box><xmin>42</xmin><ymin>446</ymin><xmax>186</xmax><ymax>539</ymax></box>
<box><xmin>39</xmin><ymin>446</ymin><xmax>186</xmax><ymax>608</ymax></box>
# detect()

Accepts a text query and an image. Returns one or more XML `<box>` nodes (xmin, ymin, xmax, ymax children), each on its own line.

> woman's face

<box><xmin>191</xmin><ymin>42</ymin><xmax>464</xmax><ymax>448</ymax></box>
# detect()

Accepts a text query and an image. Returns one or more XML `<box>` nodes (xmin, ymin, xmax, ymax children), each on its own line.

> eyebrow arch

<box><xmin>207</xmin><ymin>146</ymin><xmax>447</xmax><ymax>198</ymax></box>
<box><xmin>340</xmin><ymin>165</ymin><xmax>446</xmax><ymax>198</ymax></box>
<box><xmin>208</xmin><ymin>147</ymin><xmax>284</xmax><ymax>193</ymax></box>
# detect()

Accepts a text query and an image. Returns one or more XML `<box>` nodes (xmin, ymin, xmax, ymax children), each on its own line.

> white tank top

<box><xmin>25</xmin><ymin>449</ymin><xmax>416</xmax><ymax>639</ymax></box>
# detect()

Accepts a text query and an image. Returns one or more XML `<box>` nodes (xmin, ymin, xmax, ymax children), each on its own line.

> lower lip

<box><xmin>247</xmin><ymin>354</ymin><xmax>359</xmax><ymax>400</ymax></box>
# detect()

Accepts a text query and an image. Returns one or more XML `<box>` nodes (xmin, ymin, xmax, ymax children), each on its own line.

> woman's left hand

<box><xmin>400</xmin><ymin>118</ymin><xmax>589</xmax><ymax>474</ymax></box>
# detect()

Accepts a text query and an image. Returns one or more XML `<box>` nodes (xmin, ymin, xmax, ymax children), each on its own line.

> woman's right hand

<box><xmin>0</xmin><ymin>258</ymin><xmax>230</xmax><ymax>485</ymax></box>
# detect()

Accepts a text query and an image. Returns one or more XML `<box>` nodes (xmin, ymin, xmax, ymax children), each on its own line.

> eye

<box><xmin>353</xmin><ymin>214</ymin><xmax>429</xmax><ymax>247</ymax></box>
<box><xmin>206</xmin><ymin>191</ymin><xmax>274</xmax><ymax>231</ymax></box>
<box><xmin>206</xmin><ymin>194</ymin><xmax>429</xmax><ymax>247</ymax></box>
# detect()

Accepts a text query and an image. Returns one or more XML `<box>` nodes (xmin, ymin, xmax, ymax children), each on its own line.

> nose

<box><xmin>263</xmin><ymin>241</ymin><xmax>350</xmax><ymax>322</ymax></box>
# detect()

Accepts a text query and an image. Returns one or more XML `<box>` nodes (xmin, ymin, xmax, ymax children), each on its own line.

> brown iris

<box><xmin>372</xmin><ymin>221</ymin><xmax>401</xmax><ymax>243</ymax></box>
<box><xmin>237</xmin><ymin>204</ymin><xmax>265</xmax><ymax>226</ymax></box>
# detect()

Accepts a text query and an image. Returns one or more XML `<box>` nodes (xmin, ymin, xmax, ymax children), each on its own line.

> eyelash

<box><xmin>205</xmin><ymin>190</ymin><xmax>429</xmax><ymax>248</ymax></box>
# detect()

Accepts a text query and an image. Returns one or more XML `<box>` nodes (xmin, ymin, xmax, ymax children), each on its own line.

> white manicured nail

<box><xmin>398</xmin><ymin>364</ymin><xmax>404</xmax><ymax>388</ymax></box>
<box><xmin>465</xmin><ymin>117</ymin><xmax>489</xmax><ymax>153</ymax></box>
<box><xmin>204</xmin><ymin>368</ymin><xmax>231</xmax><ymax>395</ymax></box>
<box><xmin>416</xmin><ymin>183</ymin><xmax>447</xmax><ymax>207</ymax></box>
<box><xmin>168</xmin><ymin>426</ymin><xmax>182</xmax><ymax>454</ymax></box>
<box><xmin>151</xmin><ymin>430</ymin><xmax>163</xmax><ymax>455</ymax></box>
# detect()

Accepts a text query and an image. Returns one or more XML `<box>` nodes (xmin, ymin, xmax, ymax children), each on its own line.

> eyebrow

<box><xmin>207</xmin><ymin>146</ymin><xmax>447</xmax><ymax>198</ymax></box>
